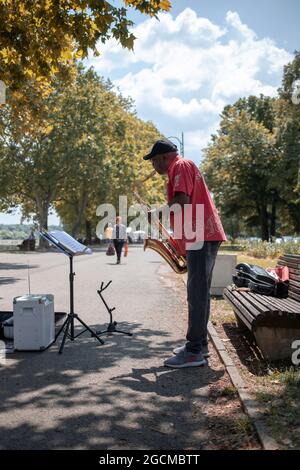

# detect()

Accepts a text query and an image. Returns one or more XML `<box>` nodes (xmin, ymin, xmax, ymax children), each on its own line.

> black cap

<box><xmin>143</xmin><ymin>139</ymin><xmax>178</xmax><ymax>160</ymax></box>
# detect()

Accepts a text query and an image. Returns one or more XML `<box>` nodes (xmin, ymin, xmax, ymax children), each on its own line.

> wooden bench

<box><xmin>223</xmin><ymin>254</ymin><xmax>300</xmax><ymax>361</ymax></box>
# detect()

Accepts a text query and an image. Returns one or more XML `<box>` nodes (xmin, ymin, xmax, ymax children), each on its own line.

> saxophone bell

<box><xmin>134</xmin><ymin>191</ymin><xmax>187</xmax><ymax>274</ymax></box>
<box><xmin>144</xmin><ymin>237</ymin><xmax>187</xmax><ymax>274</ymax></box>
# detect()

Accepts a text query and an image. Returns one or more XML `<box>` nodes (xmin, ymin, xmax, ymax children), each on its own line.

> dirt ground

<box><xmin>210</xmin><ymin>297</ymin><xmax>300</xmax><ymax>450</ymax></box>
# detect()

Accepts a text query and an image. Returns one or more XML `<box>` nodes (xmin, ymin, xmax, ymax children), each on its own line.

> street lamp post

<box><xmin>167</xmin><ymin>132</ymin><xmax>184</xmax><ymax>157</ymax></box>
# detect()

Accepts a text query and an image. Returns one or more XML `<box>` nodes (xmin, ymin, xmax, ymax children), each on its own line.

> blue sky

<box><xmin>85</xmin><ymin>0</ymin><xmax>296</xmax><ymax>163</ymax></box>
<box><xmin>1</xmin><ymin>0</ymin><xmax>298</xmax><ymax>224</ymax></box>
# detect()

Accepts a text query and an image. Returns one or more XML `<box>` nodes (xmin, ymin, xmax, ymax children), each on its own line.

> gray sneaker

<box><xmin>164</xmin><ymin>350</ymin><xmax>207</xmax><ymax>369</ymax></box>
<box><xmin>173</xmin><ymin>344</ymin><xmax>211</xmax><ymax>358</ymax></box>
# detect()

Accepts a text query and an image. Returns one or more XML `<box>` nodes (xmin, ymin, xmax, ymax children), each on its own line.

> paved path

<box><xmin>0</xmin><ymin>247</ymin><xmax>259</xmax><ymax>449</ymax></box>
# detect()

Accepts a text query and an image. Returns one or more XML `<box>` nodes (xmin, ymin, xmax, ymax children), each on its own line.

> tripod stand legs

<box><xmin>76</xmin><ymin>315</ymin><xmax>105</xmax><ymax>343</ymax></box>
<box><xmin>56</xmin><ymin>313</ymin><xmax>105</xmax><ymax>354</ymax></box>
<box><xmin>59</xmin><ymin>315</ymin><xmax>71</xmax><ymax>354</ymax></box>
<box><xmin>96</xmin><ymin>320</ymin><xmax>133</xmax><ymax>337</ymax></box>
<box><xmin>53</xmin><ymin>255</ymin><xmax>106</xmax><ymax>354</ymax></box>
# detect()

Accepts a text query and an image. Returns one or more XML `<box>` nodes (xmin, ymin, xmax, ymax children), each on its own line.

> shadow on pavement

<box><xmin>0</xmin><ymin>321</ymin><xmax>232</xmax><ymax>450</ymax></box>
<box><xmin>0</xmin><ymin>262</ymin><xmax>39</xmax><ymax>271</ymax></box>
<box><xmin>0</xmin><ymin>276</ymin><xmax>21</xmax><ymax>286</ymax></box>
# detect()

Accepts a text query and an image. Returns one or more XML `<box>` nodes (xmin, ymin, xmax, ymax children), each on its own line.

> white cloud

<box><xmin>85</xmin><ymin>8</ymin><xmax>292</xmax><ymax>162</ymax></box>
<box><xmin>185</xmin><ymin>123</ymin><xmax>220</xmax><ymax>155</ymax></box>
<box><xmin>225</xmin><ymin>10</ymin><xmax>256</xmax><ymax>41</ymax></box>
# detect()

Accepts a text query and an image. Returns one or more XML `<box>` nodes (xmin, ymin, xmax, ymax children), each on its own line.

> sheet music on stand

<box><xmin>40</xmin><ymin>230</ymin><xmax>92</xmax><ymax>256</ymax></box>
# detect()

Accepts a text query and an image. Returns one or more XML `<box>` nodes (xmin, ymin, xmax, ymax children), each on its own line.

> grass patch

<box><xmin>255</xmin><ymin>367</ymin><xmax>300</xmax><ymax>448</ymax></box>
<box><xmin>220</xmin><ymin>386</ymin><xmax>238</xmax><ymax>398</ymax></box>
<box><xmin>219</xmin><ymin>250</ymin><xmax>277</xmax><ymax>269</ymax></box>
<box><xmin>237</xmin><ymin>254</ymin><xmax>277</xmax><ymax>269</ymax></box>
<box><xmin>211</xmin><ymin>298</ymin><xmax>236</xmax><ymax>324</ymax></box>
<box><xmin>232</xmin><ymin>416</ymin><xmax>253</xmax><ymax>436</ymax></box>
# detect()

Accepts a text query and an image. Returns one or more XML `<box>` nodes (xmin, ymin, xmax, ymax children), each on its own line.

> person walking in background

<box><xmin>104</xmin><ymin>223</ymin><xmax>113</xmax><ymax>244</ymax></box>
<box><xmin>112</xmin><ymin>216</ymin><xmax>127</xmax><ymax>264</ymax></box>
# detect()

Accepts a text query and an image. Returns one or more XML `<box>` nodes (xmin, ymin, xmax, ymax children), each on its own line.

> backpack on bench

<box><xmin>233</xmin><ymin>263</ymin><xmax>289</xmax><ymax>298</ymax></box>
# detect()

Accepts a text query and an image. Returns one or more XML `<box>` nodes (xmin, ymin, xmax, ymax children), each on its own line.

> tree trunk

<box><xmin>71</xmin><ymin>191</ymin><xmax>88</xmax><ymax>239</ymax></box>
<box><xmin>36</xmin><ymin>199</ymin><xmax>49</xmax><ymax>249</ymax></box>
<box><xmin>259</xmin><ymin>204</ymin><xmax>269</xmax><ymax>241</ymax></box>
<box><xmin>287</xmin><ymin>203</ymin><xmax>300</xmax><ymax>233</ymax></box>
<box><xmin>270</xmin><ymin>193</ymin><xmax>277</xmax><ymax>239</ymax></box>
<box><xmin>85</xmin><ymin>219</ymin><xmax>92</xmax><ymax>245</ymax></box>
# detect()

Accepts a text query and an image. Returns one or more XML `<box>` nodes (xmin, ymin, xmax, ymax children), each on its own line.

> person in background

<box><xmin>104</xmin><ymin>223</ymin><xmax>113</xmax><ymax>244</ymax></box>
<box><xmin>112</xmin><ymin>216</ymin><xmax>127</xmax><ymax>264</ymax></box>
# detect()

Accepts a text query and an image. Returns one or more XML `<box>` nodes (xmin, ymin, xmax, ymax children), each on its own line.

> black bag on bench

<box><xmin>233</xmin><ymin>263</ymin><xmax>289</xmax><ymax>298</ymax></box>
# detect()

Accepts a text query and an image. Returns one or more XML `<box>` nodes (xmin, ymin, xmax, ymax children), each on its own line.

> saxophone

<box><xmin>134</xmin><ymin>191</ymin><xmax>187</xmax><ymax>274</ymax></box>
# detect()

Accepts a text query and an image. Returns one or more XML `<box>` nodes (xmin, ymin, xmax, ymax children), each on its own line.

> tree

<box><xmin>53</xmin><ymin>68</ymin><xmax>165</xmax><ymax>240</ymax></box>
<box><xmin>0</xmin><ymin>63</ymin><xmax>166</xmax><ymax>243</ymax></box>
<box><xmin>0</xmin><ymin>0</ymin><xmax>171</xmax><ymax>118</ymax></box>
<box><xmin>0</xmin><ymin>104</ymin><xmax>70</xmax><ymax>244</ymax></box>
<box><xmin>202</xmin><ymin>106</ymin><xmax>277</xmax><ymax>241</ymax></box>
<box><xmin>275</xmin><ymin>52</ymin><xmax>300</xmax><ymax>233</ymax></box>
<box><xmin>202</xmin><ymin>77</ymin><xmax>300</xmax><ymax>240</ymax></box>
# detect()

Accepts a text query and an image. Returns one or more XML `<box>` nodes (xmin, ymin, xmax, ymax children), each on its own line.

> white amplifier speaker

<box><xmin>13</xmin><ymin>294</ymin><xmax>55</xmax><ymax>350</ymax></box>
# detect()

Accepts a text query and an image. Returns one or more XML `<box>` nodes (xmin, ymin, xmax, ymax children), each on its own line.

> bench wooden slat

<box><xmin>289</xmin><ymin>280</ymin><xmax>300</xmax><ymax>293</ymax></box>
<box><xmin>280</xmin><ymin>254</ymin><xmax>300</xmax><ymax>261</ymax></box>
<box><xmin>280</xmin><ymin>256</ymin><xmax>300</xmax><ymax>261</ymax></box>
<box><xmin>234</xmin><ymin>291</ymin><xmax>268</xmax><ymax>318</ymax></box>
<box><xmin>275</xmin><ymin>298</ymin><xmax>299</xmax><ymax>314</ymax></box>
<box><xmin>283</xmin><ymin>298</ymin><xmax>300</xmax><ymax>312</ymax></box>
<box><xmin>252</xmin><ymin>295</ymin><xmax>289</xmax><ymax>314</ymax></box>
<box><xmin>262</xmin><ymin>297</ymin><xmax>297</xmax><ymax>315</ymax></box>
<box><xmin>277</xmin><ymin>260</ymin><xmax>300</xmax><ymax>272</ymax></box>
<box><xmin>224</xmin><ymin>299</ymin><xmax>253</xmax><ymax>330</ymax></box>
<box><xmin>279</xmin><ymin>256</ymin><xmax>300</xmax><ymax>261</ymax></box>
<box><xmin>246</xmin><ymin>292</ymin><xmax>279</xmax><ymax>314</ymax></box>
<box><xmin>253</xmin><ymin>294</ymin><xmax>300</xmax><ymax>314</ymax></box>
<box><xmin>224</xmin><ymin>289</ymin><xmax>254</xmax><ymax>329</ymax></box>
<box><xmin>289</xmin><ymin>273</ymin><xmax>300</xmax><ymax>282</ymax></box>
<box><xmin>289</xmin><ymin>291</ymin><xmax>300</xmax><ymax>302</ymax></box>
<box><xmin>224</xmin><ymin>288</ymin><xmax>255</xmax><ymax>321</ymax></box>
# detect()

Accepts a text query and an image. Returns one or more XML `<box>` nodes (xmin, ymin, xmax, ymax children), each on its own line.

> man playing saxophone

<box><xmin>143</xmin><ymin>139</ymin><xmax>227</xmax><ymax>368</ymax></box>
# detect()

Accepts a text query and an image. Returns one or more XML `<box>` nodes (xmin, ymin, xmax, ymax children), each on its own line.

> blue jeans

<box><xmin>185</xmin><ymin>241</ymin><xmax>221</xmax><ymax>354</ymax></box>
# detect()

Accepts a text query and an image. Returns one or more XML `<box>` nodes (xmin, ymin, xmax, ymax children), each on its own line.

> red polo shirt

<box><xmin>167</xmin><ymin>156</ymin><xmax>226</xmax><ymax>255</ymax></box>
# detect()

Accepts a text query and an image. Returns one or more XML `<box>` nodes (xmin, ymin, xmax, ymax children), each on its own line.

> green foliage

<box><xmin>0</xmin><ymin>0</ymin><xmax>172</xmax><ymax>133</ymax></box>
<box><xmin>223</xmin><ymin>240</ymin><xmax>300</xmax><ymax>259</ymax></box>
<box><xmin>202</xmin><ymin>53</ymin><xmax>300</xmax><ymax>240</ymax></box>
<box><xmin>0</xmin><ymin>1</ymin><xmax>171</xmax><ymax>118</ymax></box>
<box><xmin>275</xmin><ymin>52</ymin><xmax>300</xmax><ymax>231</ymax></box>
<box><xmin>202</xmin><ymin>102</ymin><xmax>277</xmax><ymax>240</ymax></box>
<box><xmin>242</xmin><ymin>240</ymin><xmax>300</xmax><ymax>259</ymax></box>
<box><xmin>0</xmin><ymin>224</ymin><xmax>60</xmax><ymax>240</ymax></box>
<box><xmin>0</xmin><ymin>64</ymin><xmax>165</xmax><ymax>239</ymax></box>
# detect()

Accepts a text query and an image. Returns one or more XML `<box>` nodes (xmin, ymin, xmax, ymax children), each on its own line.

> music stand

<box><xmin>40</xmin><ymin>230</ymin><xmax>104</xmax><ymax>354</ymax></box>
